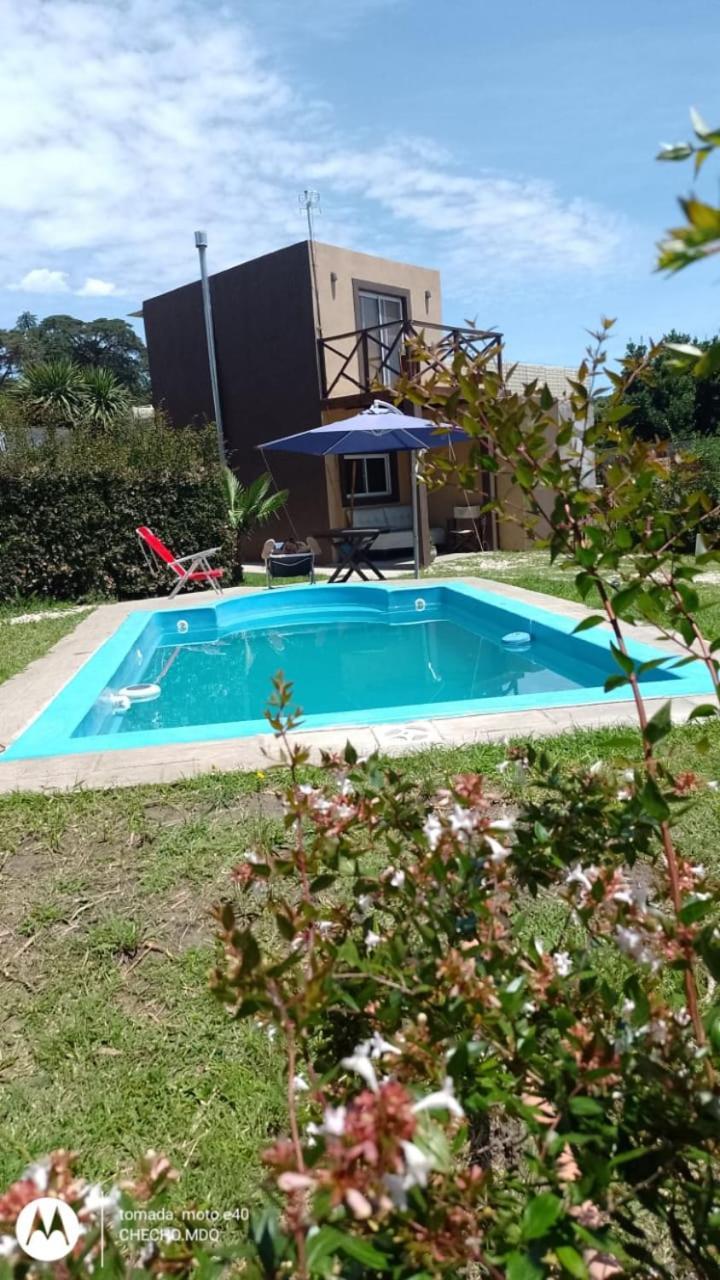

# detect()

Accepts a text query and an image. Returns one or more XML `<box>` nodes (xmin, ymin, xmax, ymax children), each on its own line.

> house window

<box><xmin>357</xmin><ymin>290</ymin><xmax>406</xmax><ymax>387</ymax></box>
<box><xmin>342</xmin><ymin>452</ymin><xmax>397</xmax><ymax>503</ymax></box>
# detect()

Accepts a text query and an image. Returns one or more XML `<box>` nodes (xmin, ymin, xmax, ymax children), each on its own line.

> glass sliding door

<box><xmin>358</xmin><ymin>290</ymin><xmax>405</xmax><ymax>388</ymax></box>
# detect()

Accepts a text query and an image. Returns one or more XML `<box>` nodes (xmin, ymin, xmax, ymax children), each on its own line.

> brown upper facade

<box><xmin>140</xmin><ymin>240</ymin><xmax>503</xmax><ymax>555</ymax></box>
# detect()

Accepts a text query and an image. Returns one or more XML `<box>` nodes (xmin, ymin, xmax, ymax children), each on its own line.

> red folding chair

<box><xmin>136</xmin><ymin>526</ymin><xmax>224</xmax><ymax>599</ymax></box>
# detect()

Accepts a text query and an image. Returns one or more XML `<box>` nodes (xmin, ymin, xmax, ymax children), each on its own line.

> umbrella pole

<box><xmin>411</xmin><ymin>450</ymin><xmax>420</xmax><ymax>579</ymax></box>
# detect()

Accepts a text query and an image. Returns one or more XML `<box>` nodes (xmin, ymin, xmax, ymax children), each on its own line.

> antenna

<box><xmin>299</xmin><ymin>188</ymin><xmax>321</xmax><ymax>242</ymax></box>
<box><xmin>299</xmin><ymin>189</ymin><xmax>323</xmax><ymax>337</ymax></box>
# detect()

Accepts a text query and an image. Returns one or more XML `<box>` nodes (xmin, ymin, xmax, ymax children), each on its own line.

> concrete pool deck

<box><xmin>0</xmin><ymin>577</ymin><xmax>713</xmax><ymax>794</ymax></box>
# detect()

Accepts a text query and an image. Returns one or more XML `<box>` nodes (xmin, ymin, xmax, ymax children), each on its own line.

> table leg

<box><xmin>361</xmin><ymin>555</ymin><xmax>384</xmax><ymax>580</ymax></box>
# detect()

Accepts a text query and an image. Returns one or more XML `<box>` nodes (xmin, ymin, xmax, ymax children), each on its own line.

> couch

<box><xmin>350</xmin><ymin>504</ymin><xmax>446</xmax><ymax>554</ymax></box>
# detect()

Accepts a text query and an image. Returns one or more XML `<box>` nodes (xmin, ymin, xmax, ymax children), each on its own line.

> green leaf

<box><xmin>522</xmin><ymin>1192</ymin><xmax>562</xmax><ymax>1240</ymax></box>
<box><xmin>645</xmin><ymin>701</ymin><xmax>672</xmax><ymax>745</ymax></box>
<box><xmin>572</xmin><ymin>615</ymin><xmax>606</xmax><ymax>634</ymax></box>
<box><xmin>569</xmin><ymin>1096</ymin><xmax>605</xmax><ymax>1118</ymax></box>
<box><xmin>556</xmin><ymin>1245</ymin><xmax>589</xmax><ymax>1278</ymax></box>
<box><xmin>679</xmin><ymin>895</ymin><xmax>715</xmax><ymax>925</ymax></box>
<box><xmin>688</xmin><ymin>703</ymin><xmax>719</xmax><ymax>720</ymax></box>
<box><xmin>507</xmin><ymin>1252</ymin><xmax>544</xmax><ymax>1280</ymax></box>
<box><xmin>641</xmin><ymin>777</ymin><xmax>671</xmax><ymax>821</ymax></box>
<box><xmin>609</xmin><ymin>643</ymin><xmax>634</xmax><ymax>676</ymax></box>
<box><xmin>604</xmin><ymin>673</ymin><xmax>630</xmax><ymax>692</ymax></box>
<box><xmin>337</xmin><ymin>1232</ymin><xmax>391</xmax><ymax>1269</ymax></box>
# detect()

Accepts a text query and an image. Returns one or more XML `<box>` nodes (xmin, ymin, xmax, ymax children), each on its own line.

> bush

<box><xmin>0</xmin><ymin>419</ymin><xmax>231</xmax><ymax>600</ymax></box>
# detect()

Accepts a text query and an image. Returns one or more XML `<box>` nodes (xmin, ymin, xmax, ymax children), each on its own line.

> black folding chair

<box><xmin>265</xmin><ymin>551</ymin><xmax>316</xmax><ymax>588</ymax></box>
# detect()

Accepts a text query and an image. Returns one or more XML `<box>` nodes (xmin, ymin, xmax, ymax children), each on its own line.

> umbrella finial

<box><xmin>364</xmin><ymin>400</ymin><xmax>402</xmax><ymax>416</ymax></box>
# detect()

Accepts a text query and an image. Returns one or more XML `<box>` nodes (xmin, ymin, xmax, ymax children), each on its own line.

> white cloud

<box><xmin>0</xmin><ymin>0</ymin><xmax>631</xmax><ymax>315</ymax></box>
<box><xmin>76</xmin><ymin>277</ymin><xmax>118</xmax><ymax>297</ymax></box>
<box><xmin>12</xmin><ymin>268</ymin><xmax>70</xmax><ymax>294</ymax></box>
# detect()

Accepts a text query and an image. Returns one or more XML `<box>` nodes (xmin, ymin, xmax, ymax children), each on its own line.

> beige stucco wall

<box><xmin>312</xmin><ymin>242</ymin><xmax>441</xmax><ymax>398</ymax></box>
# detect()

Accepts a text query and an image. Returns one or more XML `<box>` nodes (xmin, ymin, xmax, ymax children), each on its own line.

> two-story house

<box><xmin>139</xmin><ymin>240</ymin><xmax>504</xmax><ymax>562</ymax></box>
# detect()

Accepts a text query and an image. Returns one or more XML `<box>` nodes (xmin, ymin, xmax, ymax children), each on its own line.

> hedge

<box><xmin>0</xmin><ymin>420</ymin><xmax>231</xmax><ymax>600</ymax></box>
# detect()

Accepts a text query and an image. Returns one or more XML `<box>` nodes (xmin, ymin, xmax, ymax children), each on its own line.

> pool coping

<box><xmin>0</xmin><ymin>577</ymin><xmax>714</xmax><ymax>794</ymax></box>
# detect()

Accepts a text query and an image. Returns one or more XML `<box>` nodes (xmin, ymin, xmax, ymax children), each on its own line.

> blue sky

<box><xmin>2</xmin><ymin>0</ymin><xmax>718</xmax><ymax>365</ymax></box>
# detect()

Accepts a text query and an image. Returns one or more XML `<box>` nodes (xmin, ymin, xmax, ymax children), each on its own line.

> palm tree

<box><xmin>220</xmin><ymin>468</ymin><xmax>288</xmax><ymax>580</ymax></box>
<box><xmin>13</xmin><ymin>359</ymin><xmax>86</xmax><ymax>429</ymax></box>
<box><xmin>80</xmin><ymin>366</ymin><xmax>130</xmax><ymax>428</ymax></box>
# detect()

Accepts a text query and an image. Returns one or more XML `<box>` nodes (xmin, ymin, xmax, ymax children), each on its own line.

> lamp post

<box><xmin>194</xmin><ymin>230</ymin><xmax>226</xmax><ymax>463</ymax></box>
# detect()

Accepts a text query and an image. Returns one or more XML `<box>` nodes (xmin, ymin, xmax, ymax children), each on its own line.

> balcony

<box><xmin>318</xmin><ymin>319</ymin><xmax>503</xmax><ymax>408</ymax></box>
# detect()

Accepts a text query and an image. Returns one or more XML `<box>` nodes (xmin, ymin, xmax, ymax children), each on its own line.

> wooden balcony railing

<box><xmin>318</xmin><ymin>319</ymin><xmax>503</xmax><ymax>403</ymax></box>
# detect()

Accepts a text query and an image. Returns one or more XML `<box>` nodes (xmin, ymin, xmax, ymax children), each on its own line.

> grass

<box><xmin>0</xmin><ymin>610</ymin><xmax>90</xmax><ymax>686</ymax></box>
<box><xmin>2</xmin><ymin>723</ymin><xmax>720</xmax><ymax>1215</ymax></box>
<box><xmin>1</xmin><ymin>553</ymin><xmax>720</xmax><ymax>1218</ymax></box>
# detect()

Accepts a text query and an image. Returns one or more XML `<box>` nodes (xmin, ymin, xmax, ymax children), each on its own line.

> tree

<box><xmin>0</xmin><ymin>312</ymin><xmax>149</xmax><ymax>397</ymax></box>
<box><xmin>0</xmin><ymin>312</ymin><xmax>42</xmax><ymax>386</ymax></box>
<box><xmin>220</xmin><ymin>467</ymin><xmax>288</xmax><ymax>580</ymax></box>
<box><xmin>13</xmin><ymin>359</ymin><xmax>130</xmax><ymax>430</ymax></box>
<box><xmin>13</xmin><ymin>358</ymin><xmax>87</xmax><ymax>429</ymax></box>
<box><xmin>81</xmin><ymin>366</ymin><xmax>131</xmax><ymax>427</ymax></box>
<box><xmin>609</xmin><ymin>329</ymin><xmax>720</xmax><ymax>440</ymax></box>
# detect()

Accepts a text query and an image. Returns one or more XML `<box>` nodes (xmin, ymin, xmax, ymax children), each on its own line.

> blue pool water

<box><xmin>3</xmin><ymin>583</ymin><xmax>713</xmax><ymax>760</ymax></box>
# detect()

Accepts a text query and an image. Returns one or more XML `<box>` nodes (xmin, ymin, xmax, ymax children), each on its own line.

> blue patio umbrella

<box><xmin>259</xmin><ymin>401</ymin><xmax>468</xmax><ymax>578</ymax></box>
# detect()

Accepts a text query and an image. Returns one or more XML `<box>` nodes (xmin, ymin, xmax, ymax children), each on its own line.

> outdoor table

<box><xmin>319</xmin><ymin>528</ymin><xmax>385</xmax><ymax>583</ymax></box>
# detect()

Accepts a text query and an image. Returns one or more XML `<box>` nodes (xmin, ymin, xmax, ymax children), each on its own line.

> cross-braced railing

<box><xmin>318</xmin><ymin>319</ymin><xmax>503</xmax><ymax>402</ymax></box>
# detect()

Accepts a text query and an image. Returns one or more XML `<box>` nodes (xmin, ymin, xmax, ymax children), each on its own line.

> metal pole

<box><xmin>194</xmin><ymin>230</ymin><xmax>226</xmax><ymax>463</ymax></box>
<box><xmin>410</xmin><ymin>450</ymin><xmax>420</xmax><ymax>579</ymax></box>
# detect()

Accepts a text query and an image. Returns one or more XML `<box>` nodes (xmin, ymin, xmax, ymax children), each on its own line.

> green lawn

<box><xmin>2</xmin><ymin>554</ymin><xmax>720</xmax><ymax>1214</ymax></box>
<box><xmin>0</xmin><ymin>603</ymin><xmax>94</xmax><ymax>686</ymax></box>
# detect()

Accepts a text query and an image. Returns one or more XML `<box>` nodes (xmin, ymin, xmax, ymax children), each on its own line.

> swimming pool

<box><xmin>2</xmin><ymin>583</ymin><xmax>713</xmax><ymax>761</ymax></box>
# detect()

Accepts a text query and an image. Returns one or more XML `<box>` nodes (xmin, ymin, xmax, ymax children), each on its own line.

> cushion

<box><xmin>351</xmin><ymin>507</ymin><xmax>389</xmax><ymax>530</ymax></box>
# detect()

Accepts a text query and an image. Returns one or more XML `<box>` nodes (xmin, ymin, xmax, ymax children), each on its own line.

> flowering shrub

<box><xmin>205</xmin><ymin>680</ymin><xmax>720</xmax><ymax>1278</ymax></box>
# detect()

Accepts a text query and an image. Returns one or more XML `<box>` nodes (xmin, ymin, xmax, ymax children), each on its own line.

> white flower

<box><xmin>423</xmin><ymin>813</ymin><xmax>443</xmax><ymax>850</ymax></box>
<box><xmin>692</xmin><ymin>864</ymin><xmax>707</xmax><ymax>880</ymax></box>
<box><xmin>322</xmin><ymin>1105</ymin><xmax>347</xmax><ymax>1136</ymax></box>
<box><xmin>400</xmin><ymin>1139</ymin><xmax>433</xmax><ymax>1189</ymax></box>
<box><xmin>340</xmin><ymin>778</ymin><xmax>355</xmax><ymax>797</ymax></box>
<box><xmin>333</xmin><ymin>803</ymin><xmax>355</xmax><ymax>822</ymax></box>
<box><xmin>341</xmin><ymin>1051</ymin><xmax>379</xmax><ymax>1093</ymax></box>
<box><xmin>647</xmin><ymin>1018</ymin><xmax>669</xmax><ymax>1046</ymax></box>
<box><xmin>316</xmin><ymin>920</ymin><xmax>334</xmax><ymax>936</ymax></box>
<box><xmin>616</xmin><ymin>788</ymin><xmax>631</xmax><ymax>801</ymax></box>
<box><xmin>24</xmin><ymin>1160</ymin><xmax>50</xmax><ymax>1192</ymax></box>
<box><xmin>293</xmin><ymin>1073</ymin><xmax>310</xmax><ymax>1093</ymax></box>
<box><xmin>565</xmin><ymin>864</ymin><xmax>598</xmax><ymax>893</ymax></box>
<box><xmin>622</xmin><ymin>769</ymin><xmax>635</xmax><ymax>783</ymax></box>
<box><xmin>365</xmin><ymin>930</ymin><xmax>382</xmax><ymax>950</ymax></box>
<box><xmin>244</xmin><ymin>849</ymin><xmax>261</xmax><ymax>865</ymax></box>
<box><xmin>484</xmin><ymin>834</ymin><xmax>509</xmax><ymax>864</ymax></box>
<box><xmin>383</xmin><ymin>1141</ymin><xmax>436</xmax><ymax>1209</ymax></box>
<box><xmin>412</xmin><ymin>1076</ymin><xmax>464</xmax><ymax>1119</ymax></box>
<box><xmin>84</xmin><ymin>1184</ymin><xmax>122</xmax><ymax>1226</ymax></box>
<box><xmin>707</xmin><ymin>780</ymin><xmax>719</xmax><ymax>791</ymax></box>
<box><xmin>298</xmin><ymin>783</ymin><xmax>315</xmax><ymax>796</ymax></box>
<box><xmin>615</xmin><ymin>926</ymin><xmax>643</xmax><ymax>957</ymax></box>
<box><xmin>449</xmin><ymin>804</ymin><xmax>474</xmax><ymax>837</ymax></box>
<box><xmin>489</xmin><ymin>816</ymin><xmax>515</xmax><ymax>832</ymax></box>
<box><xmin>621</xmin><ymin>999</ymin><xmax>635</xmax><ymax>1019</ymax></box>
<box><xmin>553</xmin><ymin>950</ymin><xmax>572</xmax><ymax>977</ymax></box>
<box><xmin>389</xmin><ymin>868</ymin><xmax>406</xmax><ymax>888</ymax></box>
<box><xmin>674</xmin><ymin>1007</ymin><xmax>691</xmax><ymax>1028</ymax></box>
<box><xmin>366</xmin><ymin>1032</ymin><xmax>401</xmax><ymax>1059</ymax></box>
<box><xmin>0</xmin><ymin>1237</ymin><xmax>17</xmax><ymax>1259</ymax></box>
<box><xmin>383</xmin><ymin>1172</ymin><xmax>408</xmax><ymax>1209</ymax></box>
<box><xmin>615</xmin><ymin>925</ymin><xmax>656</xmax><ymax>968</ymax></box>
<box><xmin>589</xmin><ymin>760</ymin><xmax>604</xmax><ymax>775</ymax></box>
<box><xmin>356</xmin><ymin>894</ymin><xmax>372</xmax><ymax>915</ymax></box>
<box><xmin>267</xmin><ymin>1025</ymin><xmax>278</xmax><ymax>1041</ymax></box>
<box><xmin>496</xmin><ymin>760</ymin><xmax>511</xmax><ymax>775</ymax></box>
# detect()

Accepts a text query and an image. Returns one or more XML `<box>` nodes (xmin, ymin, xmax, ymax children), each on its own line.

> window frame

<box><xmin>341</xmin><ymin>451</ymin><xmax>399</xmax><ymax>505</ymax></box>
